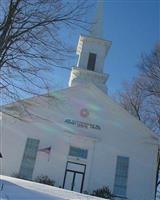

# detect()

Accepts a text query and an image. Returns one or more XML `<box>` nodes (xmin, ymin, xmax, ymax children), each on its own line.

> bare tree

<box><xmin>118</xmin><ymin>44</ymin><xmax>160</xmax><ymax>133</ymax></box>
<box><xmin>118</xmin><ymin>80</ymin><xmax>145</xmax><ymax>121</ymax></box>
<box><xmin>138</xmin><ymin>44</ymin><xmax>160</xmax><ymax>97</ymax></box>
<box><xmin>0</xmin><ymin>0</ymin><xmax>91</xmax><ymax>112</ymax></box>
<box><xmin>117</xmin><ymin>44</ymin><xmax>160</xmax><ymax>199</ymax></box>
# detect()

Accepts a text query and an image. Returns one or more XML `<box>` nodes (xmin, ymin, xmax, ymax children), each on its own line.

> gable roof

<box><xmin>51</xmin><ymin>83</ymin><xmax>159</xmax><ymax>142</ymax></box>
<box><xmin>2</xmin><ymin>82</ymin><xmax>159</xmax><ymax>143</ymax></box>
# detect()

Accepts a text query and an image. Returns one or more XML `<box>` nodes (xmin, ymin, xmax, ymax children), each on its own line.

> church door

<box><xmin>63</xmin><ymin>161</ymin><xmax>86</xmax><ymax>193</ymax></box>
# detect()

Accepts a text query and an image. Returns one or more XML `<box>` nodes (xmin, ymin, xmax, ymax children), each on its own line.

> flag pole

<box><xmin>48</xmin><ymin>146</ymin><xmax>51</xmax><ymax>162</ymax></box>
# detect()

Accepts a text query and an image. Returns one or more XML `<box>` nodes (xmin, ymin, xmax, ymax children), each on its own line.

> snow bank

<box><xmin>0</xmin><ymin>175</ymin><xmax>108</xmax><ymax>200</ymax></box>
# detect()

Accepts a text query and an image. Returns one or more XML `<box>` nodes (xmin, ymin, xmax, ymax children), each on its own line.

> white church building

<box><xmin>1</xmin><ymin>2</ymin><xmax>159</xmax><ymax>200</ymax></box>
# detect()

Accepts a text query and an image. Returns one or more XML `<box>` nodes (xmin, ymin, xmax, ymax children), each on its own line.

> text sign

<box><xmin>64</xmin><ymin>119</ymin><xmax>101</xmax><ymax>130</ymax></box>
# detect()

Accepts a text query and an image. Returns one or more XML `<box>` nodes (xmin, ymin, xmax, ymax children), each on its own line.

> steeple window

<box><xmin>87</xmin><ymin>53</ymin><xmax>96</xmax><ymax>71</ymax></box>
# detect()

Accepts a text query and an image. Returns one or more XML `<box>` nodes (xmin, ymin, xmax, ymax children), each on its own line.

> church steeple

<box><xmin>90</xmin><ymin>0</ymin><xmax>105</xmax><ymax>39</ymax></box>
<box><xmin>69</xmin><ymin>0</ymin><xmax>112</xmax><ymax>94</ymax></box>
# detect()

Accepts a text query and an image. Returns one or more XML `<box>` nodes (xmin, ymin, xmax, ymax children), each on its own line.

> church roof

<box><xmin>2</xmin><ymin>83</ymin><xmax>159</xmax><ymax>143</ymax></box>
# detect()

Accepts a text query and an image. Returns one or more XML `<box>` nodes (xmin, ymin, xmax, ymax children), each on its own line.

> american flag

<box><xmin>38</xmin><ymin>146</ymin><xmax>52</xmax><ymax>161</ymax></box>
<box><xmin>38</xmin><ymin>146</ymin><xmax>51</xmax><ymax>154</ymax></box>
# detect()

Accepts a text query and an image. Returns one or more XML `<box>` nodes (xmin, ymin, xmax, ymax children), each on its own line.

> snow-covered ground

<box><xmin>0</xmin><ymin>176</ymin><xmax>107</xmax><ymax>200</ymax></box>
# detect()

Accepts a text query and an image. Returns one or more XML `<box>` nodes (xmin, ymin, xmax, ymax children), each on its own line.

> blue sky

<box><xmin>51</xmin><ymin>0</ymin><xmax>159</xmax><ymax>95</ymax></box>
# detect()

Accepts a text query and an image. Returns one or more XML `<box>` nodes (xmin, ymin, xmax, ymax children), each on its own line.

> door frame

<box><xmin>63</xmin><ymin>161</ymin><xmax>86</xmax><ymax>193</ymax></box>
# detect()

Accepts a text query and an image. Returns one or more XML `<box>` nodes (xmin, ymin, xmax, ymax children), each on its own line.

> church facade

<box><xmin>1</xmin><ymin>2</ymin><xmax>159</xmax><ymax>200</ymax></box>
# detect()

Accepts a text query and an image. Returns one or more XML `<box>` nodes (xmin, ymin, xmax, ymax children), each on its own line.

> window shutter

<box><xmin>113</xmin><ymin>156</ymin><xmax>129</xmax><ymax>197</ymax></box>
<box><xmin>19</xmin><ymin>138</ymin><xmax>40</xmax><ymax>180</ymax></box>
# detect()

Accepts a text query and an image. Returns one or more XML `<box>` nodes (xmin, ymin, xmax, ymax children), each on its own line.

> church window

<box><xmin>19</xmin><ymin>138</ymin><xmax>39</xmax><ymax>180</ymax></box>
<box><xmin>113</xmin><ymin>156</ymin><xmax>129</xmax><ymax>197</ymax></box>
<box><xmin>87</xmin><ymin>53</ymin><xmax>96</xmax><ymax>71</ymax></box>
<box><xmin>69</xmin><ymin>146</ymin><xmax>88</xmax><ymax>159</ymax></box>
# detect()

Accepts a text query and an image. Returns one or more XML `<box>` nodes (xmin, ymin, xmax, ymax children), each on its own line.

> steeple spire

<box><xmin>90</xmin><ymin>0</ymin><xmax>105</xmax><ymax>38</ymax></box>
<box><xmin>68</xmin><ymin>0</ymin><xmax>111</xmax><ymax>94</ymax></box>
